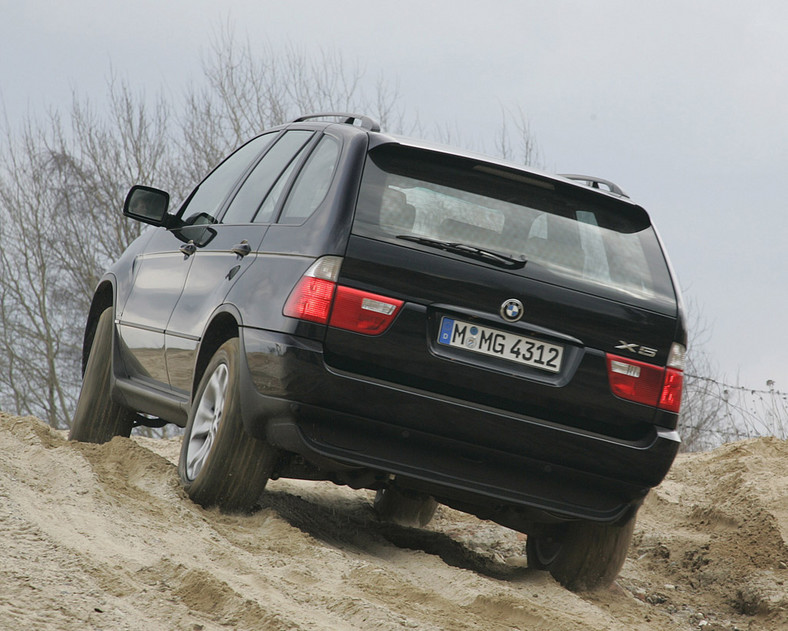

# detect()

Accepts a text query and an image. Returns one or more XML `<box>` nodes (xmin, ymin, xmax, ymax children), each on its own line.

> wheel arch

<box><xmin>192</xmin><ymin>307</ymin><xmax>241</xmax><ymax>399</ymax></box>
<box><xmin>82</xmin><ymin>279</ymin><xmax>116</xmax><ymax>376</ymax></box>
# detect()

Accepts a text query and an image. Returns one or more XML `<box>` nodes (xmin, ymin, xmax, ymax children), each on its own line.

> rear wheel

<box><xmin>525</xmin><ymin>530</ymin><xmax>562</xmax><ymax>571</ymax></box>
<box><xmin>526</xmin><ymin>513</ymin><xmax>637</xmax><ymax>591</ymax></box>
<box><xmin>374</xmin><ymin>487</ymin><xmax>438</xmax><ymax>527</ymax></box>
<box><xmin>69</xmin><ymin>307</ymin><xmax>136</xmax><ymax>443</ymax></box>
<box><xmin>178</xmin><ymin>338</ymin><xmax>278</xmax><ymax>513</ymax></box>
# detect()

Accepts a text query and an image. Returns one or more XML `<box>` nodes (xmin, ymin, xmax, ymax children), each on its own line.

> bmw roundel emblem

<box><xmin>500</xmin><ymin>298</ymin><xmax>524</xmax><ymax>322</ymax></box>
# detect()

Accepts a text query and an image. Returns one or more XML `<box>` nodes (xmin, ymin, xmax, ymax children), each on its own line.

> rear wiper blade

<box><xmin>396</xmin><ymin>235</ymin><xmax>526</xmax><ymax>269</ymax></box>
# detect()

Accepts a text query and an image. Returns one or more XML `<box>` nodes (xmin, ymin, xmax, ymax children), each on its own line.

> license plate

<box><xmin>438</xmin><ymin>317</ymin><xmax>563</xmax><ymax>373</ymax></box>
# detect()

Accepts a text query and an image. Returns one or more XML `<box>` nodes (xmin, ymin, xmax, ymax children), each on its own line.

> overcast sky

<box><xmin>2</xmin><ymin>1</ymin><xmax>786</xmax><ymax>391</ymax></box>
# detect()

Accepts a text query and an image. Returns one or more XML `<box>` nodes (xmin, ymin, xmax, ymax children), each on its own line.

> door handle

<box><xmin>180</xmin><ymin>241</ymin><xmax>197</xmax><ymax>258</ymax></box>
<box><xmin>231</xmin><ymin>240</ymin><xmax>252</xmax><ymax>258</ymax></box>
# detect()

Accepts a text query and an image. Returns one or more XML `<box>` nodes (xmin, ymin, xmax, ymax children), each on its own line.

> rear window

<box><xmin>353</xmin><ymin>145</ymin><xmax>676</xmax><ymax>307</ymax></box>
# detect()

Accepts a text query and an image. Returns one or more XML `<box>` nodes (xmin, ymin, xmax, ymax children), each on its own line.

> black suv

<box><xmin>70</xmin><ymin>113</ymin><xmax>686</xmax><ymax>591</ymax></box>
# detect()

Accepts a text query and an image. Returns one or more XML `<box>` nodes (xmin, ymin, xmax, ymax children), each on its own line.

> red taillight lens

<box><xmin>282</xmin><ymin>256</ymin><xmax>403</xmax><ymax>335</ymax></box>
<box><xmin>329</xmin><ymin>286</ymin><xmax>403</xmax><ymax>335</ymax></box>
<box><xmin>283</xmin><ymin>276</ymin><xmax>337</xmax><ymax>324</ymax></box>
<box><xmin>659</xmin><ymin>367</ymin><xmax>683</xmax><ymax>413</ymax></box>
<box><xmin>607</xmin><ymin>355</ymin><xmax>663</xmax><ymax>407</ymax></box>
<box><xmin>606</xmin><ymin>354</ymin><xmax>683</xmax><ymax>413</ymax></box>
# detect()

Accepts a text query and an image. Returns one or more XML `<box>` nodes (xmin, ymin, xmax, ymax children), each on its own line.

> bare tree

<box><xmin>0</xmin><ymin>115</ymin><xmax>84</xmax><ymax>425</ymax></box>
<box><xmin>0</xmin><ymin>33</ymin><xmax>409</xmax><ymax>428</ymax></box>
<box><xmin>427</xmin><ymin>105</ymin><xmax>543</xmax><ymax>170</ymax></box>
<box><xmin>495</xmin><ymin>105</ymin><xmax>543</xmax><ymax>168</ymax></box>
<box><xmin>0</xmin><ymin>82</ymin><xmax>171</xmax><ymax>427</ymax></box>
<box><xmin>175</xmin><ymin>27</ymin><xmax>405</xmax><ymax>188</ymax></box>
<box><xmin>679</xmin><ymin>353</ymin><xmax>736</xmax><ymax>452</ymax></box>
<box><xmin>675</xmin><ymin>299</ymin><xmax>735</xmax><ymax>451</ymax></box>
<box><xmin>677</xmin><ymin>298</ymin><xmax>788</xmax><ymax>450</ymax></box>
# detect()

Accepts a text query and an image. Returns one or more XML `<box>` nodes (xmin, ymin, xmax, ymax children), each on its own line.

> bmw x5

<box><xmin>69</xmin><ymin>113</ymin><xmax>686</xmax><ymax>591</ymax></box>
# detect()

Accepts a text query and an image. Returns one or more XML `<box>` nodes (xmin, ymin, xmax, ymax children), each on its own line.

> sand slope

<box><xmin>1</xmin><ymin>412</ymin><xmax>786</xmax><ymax>630</ymax></box>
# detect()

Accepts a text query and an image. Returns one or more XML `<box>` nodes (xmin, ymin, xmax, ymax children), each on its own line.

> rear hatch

<box><xmin>323</xmin><ymin>143</ymin><xmax>682</xmax><ymax>444</ymax></box>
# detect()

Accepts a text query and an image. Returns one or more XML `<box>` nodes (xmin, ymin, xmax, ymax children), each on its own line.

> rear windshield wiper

<box><xmin>396</xmin><ymin>235</ymin><xmax>526</xmax><ymax>269</ymax></box>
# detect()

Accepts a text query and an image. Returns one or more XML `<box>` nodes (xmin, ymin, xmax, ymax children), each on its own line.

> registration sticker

<box><xmin>438</xmin><ymin>317</ymin><xmax>563</xmax><ymax>373</ymax></box>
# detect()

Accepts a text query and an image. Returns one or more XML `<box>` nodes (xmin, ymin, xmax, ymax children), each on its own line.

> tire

<box><xmin>69</xmin><ymin>307</ymin><xmax>136</xmax><ymax>443</ymax></box>
<box><xmin>374</xmin><ymin>487</ymin><xmax>438</xmax><ymax>527</ymax></box>
<box><xmin>178</xmin><ymin>338</ymin><xmax>278</xmax><ymax>513</ymax></box>
<box><xmin>526</xmin><ymin>514</ymin><xmax>637</xmax><ymax>591</ymax></box>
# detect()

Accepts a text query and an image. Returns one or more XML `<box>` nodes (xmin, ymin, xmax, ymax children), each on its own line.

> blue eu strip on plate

<box><xmin>439</xmin><ymin>317</ymin><xmax>454</xmax><ymax>344</ymax></box>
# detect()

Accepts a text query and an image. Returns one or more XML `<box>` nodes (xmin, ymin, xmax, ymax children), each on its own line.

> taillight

<box><xmin>329</xmin><ymin>286</ymin><xmax>403</xmax><ymax>335</ymax></box>
<box><xmin>283</xmin><ymin>256</ymin><xmax>403</xmax><ymax>335</ymax></box>
<box><xmin>283</xmin><ymin>276</ymin><xmax>336</xmax><ymax>323</ymax></box>
<box><xmin>282</xmin><ymin>257</ymin><xmax>342</xmax><ymax>324</ymax></box>
<box><xmin>659</xmin><ymin>368</ymin><xmax>683</xmax><ymax>413</ymax></box>
<box><xmin>606</xmin><ymin>343</ymin><xmax>684</xmax><ymax>413</ymax></box>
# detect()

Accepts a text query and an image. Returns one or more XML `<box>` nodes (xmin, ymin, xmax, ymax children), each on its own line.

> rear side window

<box><xmin>222</xmin><ymin>130</ymin><xmax>314</xmax><ymax>224</ymax></box>
<box><xmin>354</xmin><ymin>146</ymin><xmax>675</xmax><ymax>306</ymax></box>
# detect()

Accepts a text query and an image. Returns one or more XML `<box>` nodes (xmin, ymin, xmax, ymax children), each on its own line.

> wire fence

<box><xmin>679</xmin><ymin>372</ymin><xmax>788</xmax><ymax>451</ymax></box>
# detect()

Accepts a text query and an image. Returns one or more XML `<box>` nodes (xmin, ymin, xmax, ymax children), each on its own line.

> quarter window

<box><xmin>279</xmin><ymin>136</ymin><xmax>340</xmax><ymax>224</ymax></box>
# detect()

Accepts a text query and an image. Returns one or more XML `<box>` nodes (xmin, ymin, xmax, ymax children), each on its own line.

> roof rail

<box><xmin>291</xmin><ymin>113</ymin><xmax>381</xmax><ymax>132</ymax></box>
<box><xmin>561</xmin><ymin>174</ymin><xmax>628</xmax><ymax>198</ymax></box>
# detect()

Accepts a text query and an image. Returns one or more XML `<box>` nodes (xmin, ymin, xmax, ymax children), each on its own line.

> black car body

<box><xmin>71</xmin><ymin>114</ymin><xmax>686</xmax><ymax>591</ymax></box>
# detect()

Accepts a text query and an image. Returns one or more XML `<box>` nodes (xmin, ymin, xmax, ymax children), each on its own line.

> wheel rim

<box><xmin>185</xmin><ymin>363</ymin><xmax>229</xmax><ymax>480</ymax></box>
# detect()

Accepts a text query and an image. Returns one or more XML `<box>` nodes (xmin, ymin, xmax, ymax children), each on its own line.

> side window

<box><xmin>253</xmin><ymin>147</ymin><xmax>308</xmax><ymax>223</ymax></box>
<box><xmin>222</xmin><ymin>130</ymin><xmax>314</xmax><ymax>225</ymax></box>
<box><xmin>178</xmin><ymin>133</ymin><xmax>274</xmax><ymax>223</ymax></box>
<box><xmin>279</xmin><ymin>136</ymin><xmax>340</xmax><ymax>224</ymax></box>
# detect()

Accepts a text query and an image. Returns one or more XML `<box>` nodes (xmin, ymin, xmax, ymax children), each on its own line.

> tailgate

<box><xmin>322</xmin><ymin>143</ymin><xmax>681</xmax><ymax>445</ymax></box>
<box><xmin>324</xmin><ymin>235</ymin><xmax>677</xmax><ymax>441</ymax></box>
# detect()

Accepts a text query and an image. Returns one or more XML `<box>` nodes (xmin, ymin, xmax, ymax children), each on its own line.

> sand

<box><xmin>1</xmin><ymin>412</ymin><xmax>786</xmax><ymax>630</ymax></box>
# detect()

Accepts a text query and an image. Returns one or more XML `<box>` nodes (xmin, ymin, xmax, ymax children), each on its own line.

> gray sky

<box><xmin>2</xmin><ymin>0</ymin><xmax>786</xmax><ymax>391</ymax></box>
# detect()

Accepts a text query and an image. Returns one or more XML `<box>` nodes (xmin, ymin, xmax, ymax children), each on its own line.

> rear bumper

<box><xmin>239</xmin><ymin>327</ymin><xmax>681</xmax><ymax>523</ymax></box>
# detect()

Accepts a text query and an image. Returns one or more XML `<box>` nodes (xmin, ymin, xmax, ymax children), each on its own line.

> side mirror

<box><xmin>123</xmin><ymin>185</ymin><xmax>170</xmax><ymax>226</ymax></box>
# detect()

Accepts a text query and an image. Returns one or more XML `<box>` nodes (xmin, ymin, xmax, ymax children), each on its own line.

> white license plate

<box><xmin>438</xmin><ymin>317</ymin><xmax>564</xmax><ymax>373</ymax></box>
